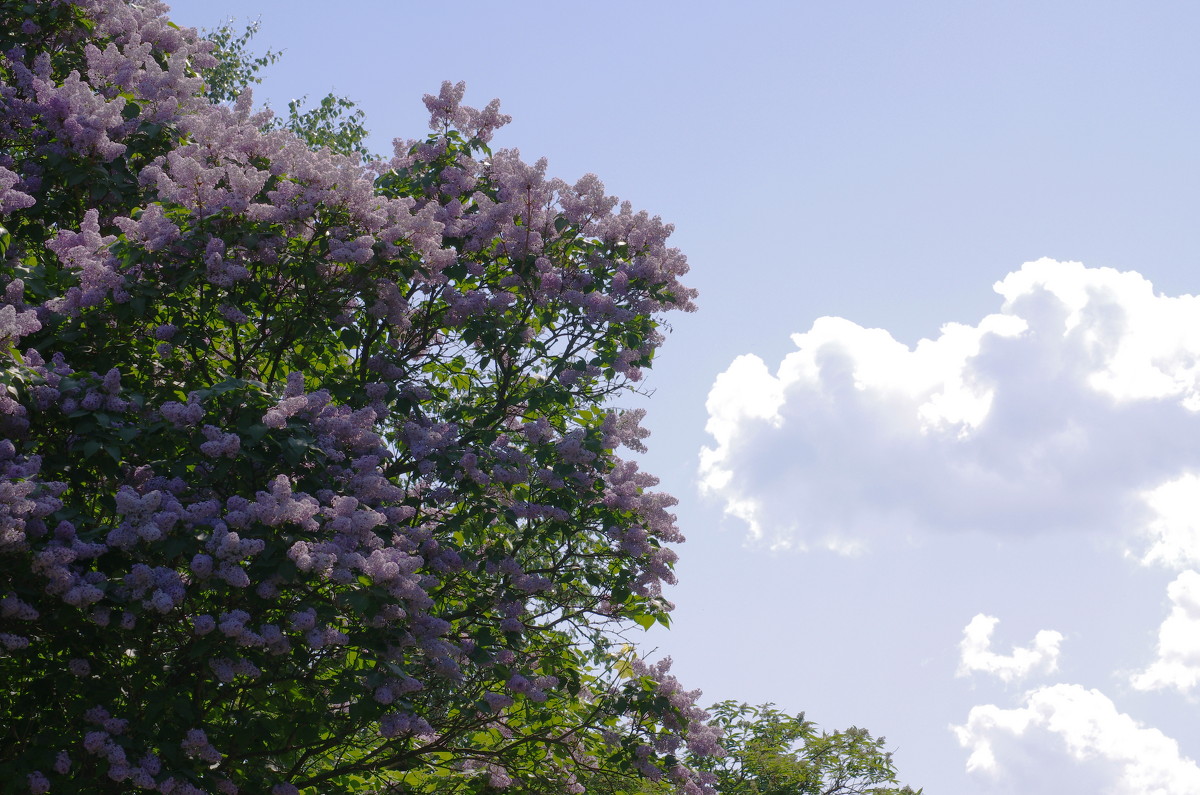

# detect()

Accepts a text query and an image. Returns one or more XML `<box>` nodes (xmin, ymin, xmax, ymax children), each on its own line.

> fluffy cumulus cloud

<box><xmin>1138</xmin><ymin>475</ymin><xmax>1200</xmax><ymax>570</ymax></box>
<box><xmin>957</xmin><ymin>614</ymin><xmax>1062</xmax><ymax>683</ymax></box>
<box><xmin>701</xmin><ymin>258</ymin><xmax>1200</xmax><ymax>550</ymax></box>
<box><xmin>1126</xmin><ymin>479</ymin><xmax>1200</xmax><ymax>695</ymax></box>
<box><xmin>953</xmin><ymin>684</ymin><xmax>1200</xmax><ymax>794</ymax></box>
<box><xmin>702</xmin><ymin>258</ymin><xmax>1200</xmax><ymax>788</ymax></box>
<box><xmin>1132</xmin><ymin>570</ymin><xmax>1200</xmax><ymax>694</ymax></box>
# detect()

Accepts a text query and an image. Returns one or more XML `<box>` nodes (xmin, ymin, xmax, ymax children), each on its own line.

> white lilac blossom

<box><xmin>0</xmin><ymin>2</ymin><xmax>709</xmax><ymax>792</ymax></box>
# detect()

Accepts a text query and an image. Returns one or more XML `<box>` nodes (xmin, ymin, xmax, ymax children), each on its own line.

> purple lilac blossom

<box><xmin>26</xmin><ymin>772</ymin><xmax>49</xmax><ymax>794</ymax></box>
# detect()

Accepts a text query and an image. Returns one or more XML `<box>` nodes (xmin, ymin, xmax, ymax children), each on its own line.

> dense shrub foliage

<box><xmin>0</xmin><ymin>1</ymin><xmax>718</xmax><ymax>792</ymax></box>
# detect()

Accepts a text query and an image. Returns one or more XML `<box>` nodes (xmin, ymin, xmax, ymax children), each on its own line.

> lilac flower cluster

<box><xmin>180</xmin><ymin>728</ymin><xmax>222</xmax><ymax>765</ymax></box>
<box><xmin>44</xmin><ymin>209</ymin><xmax>125</xmax><ymax>311</ymax></box>
<box><xmin>0</xmin><ymin>285</ymin><xmax>40</xmax><ymax>347</ymax></box>
<box><xmin>118</xmin><ymin>563</ymin><xmax>186</xmax><ymax>613</ymax></box>
<box><xmin>0</xmin><ymin>166</ymin><xmax>36</xmax><ymax>215</ymax></box>
<box><xmin>630</xmin><ymin>657</ymin><xmax>724</xmax><ymax>759</ymax></box>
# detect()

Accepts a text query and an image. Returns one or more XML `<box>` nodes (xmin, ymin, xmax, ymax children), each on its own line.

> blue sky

<box><xmin>165</xmin><ymin>2</ymin><xmax>1200</xmax><ymax>791</ymax></box>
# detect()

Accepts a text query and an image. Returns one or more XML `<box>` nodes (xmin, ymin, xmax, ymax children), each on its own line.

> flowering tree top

<box><xmin>0</xmin><ymin>1</ymin><xmax>715</xmax><ymax>793</ymax></box>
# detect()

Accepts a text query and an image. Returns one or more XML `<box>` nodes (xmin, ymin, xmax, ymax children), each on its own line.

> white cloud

<box><xmin>701</xmin><ymin>258</ymin><xmax>1200</xmax><ymax>549</ymax></box>
<box><xmin>953</xmin><ymin>684</ymin><xmax>1200</xmax><ymax>795</ymax></box>
<box><xmin>1132</xmin><ymin>570</ymin><xmax>1200</xmax><ymax>694</ymax></box>
<box><xmin>1138</xmin><ymin>476</ymin><xmax>1200</xmax><ymax>570</ymax></box>
<box><xmin>957</xmin><ymin>614</ymin><xmax>1062</xmax><ymax>683</ymax></box>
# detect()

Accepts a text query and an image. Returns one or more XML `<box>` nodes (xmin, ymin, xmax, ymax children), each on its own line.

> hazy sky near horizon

<box><xmin>165</xmin><ymin>2</ymin><xmax>1200</xmax><ymax>792</ymax></box>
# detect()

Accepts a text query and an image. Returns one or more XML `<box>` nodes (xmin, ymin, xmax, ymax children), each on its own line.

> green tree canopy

<box><xmin>690</xmin><ymin>702</ymin><xmax>921</xmax><ymax>795</ymax></box>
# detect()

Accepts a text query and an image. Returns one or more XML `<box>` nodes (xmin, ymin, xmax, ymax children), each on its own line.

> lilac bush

<box><xmin>0</xmin><ymin>1</ymin><xmax>718</xmax><ymax>792</ymax></box>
